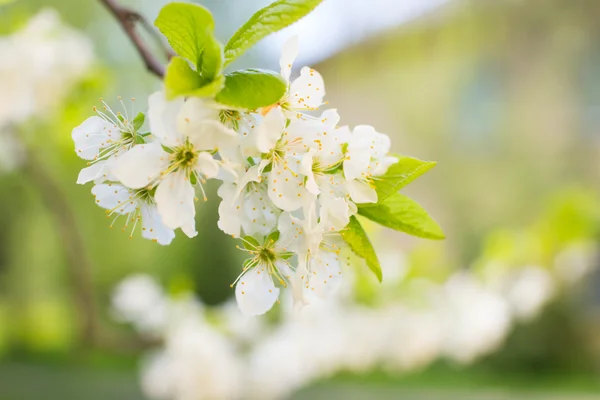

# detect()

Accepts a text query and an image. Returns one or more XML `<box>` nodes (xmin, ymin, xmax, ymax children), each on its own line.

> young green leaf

<box><xmin>215</xmin><ymin>69</ymin><xmax>286</xmax><ymax>110</ymax></box>
<box><xmin>164</xmin><ymin>57</ymin><xmax>225</xmax><ymax>99</ymax></box>
<box><xmin>368</xmin><ymin>156</ymin><xmax>437</xmax><ymax>204</ymax></box>
<box><xmin>164</xmin><ymin>57</ymin><xmax>203</xmax><ymax>99</ymax></box>
<box><xmin>224</xmin><ymin>0</ymin><xmax>324</xmax><ymax>65</ymax></box>
<box><xmin>155</xmin><ymin>2</ymin><xmax>215</xmax><ymax>69</ymax></box>
<box><xmin>358</xmin><ymin>193</ymin><xmax>445</xmax><ymax>240</ymax></box>
<box><xmin>341</xmin><ymin>216</ymin><xmax>382</xmax><ymax>282</ymax></box>
<box><xmin>201</xmin><ymin>33</ymin><xmax>224</xmax><ymax>81</ymax></box>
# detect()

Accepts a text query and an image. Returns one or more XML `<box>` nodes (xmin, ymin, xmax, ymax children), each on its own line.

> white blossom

<box><xmin>72</xmin><ymin>99</ymin><xmax>141</xmax><ymax>185</ymax></box>
<box><xmin>278</xmin><ymin>36</ymin><xmax>326</xmax><ymax>117</ymax></box>
<box><xmin>343</xmin><ymin>125</ymin><xmax>397</xmax><ymax>204</ymax></box>
<box><xmin>111</xmin><ymin>92</ymin><xmax>238</xmax><ymax>238</ymax></box>
<box><xmin>111</xmin><ymin>274</ymin><xmax>168</xmax><ymax>336</ymax></box>
<box><xmin>92</xmin><ymin>183</ymin><xmax>175</xmax><ymax>245</ymax></box>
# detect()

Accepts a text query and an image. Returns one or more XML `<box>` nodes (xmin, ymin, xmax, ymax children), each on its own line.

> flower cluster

<box><xmin>73</xmin><ymin>37</ymin><xmax>397</xmax><ymax>315</ymax></box>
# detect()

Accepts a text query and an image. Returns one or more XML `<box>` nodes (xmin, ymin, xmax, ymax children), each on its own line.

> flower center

<box><xmin>133</xmin><ymin>187</ymin><xmax>155</xmax><ymax>204</ymax></box>
<box><xmin>219</xmin><ymin>110</ymin><xmax>241</xmax><ymax>131</ymax></box>
<box><xmin>258</xmin><ymin>247</ymin><xmax>277</xmax><ymax>265</ymax></box>
<box><xmin>173</xmin><ymin>142</ymin><xmax>199</xmax><ymax>171</ymax></box>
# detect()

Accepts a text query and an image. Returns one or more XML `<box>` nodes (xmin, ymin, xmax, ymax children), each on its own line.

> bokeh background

<box><xmin>1</xmin><ymin>0</ymin><xmax>599</xmax><ymax>399</ymax></box>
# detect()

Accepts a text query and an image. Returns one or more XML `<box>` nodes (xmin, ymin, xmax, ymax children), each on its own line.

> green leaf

<box><xmin>358</xmin><ymin>193</ymin><xmax>445</xmax><ymax>240</ymax></box>
<box><xmin>194</xmin><ymin>75</ymin><xmax>226</xmax><ymax>97</ymax></box>
<box><xmin>200</xmin><ymin>33</ymin><xmax>224</xmax><ymax>81</ymax></box>
<box><xmin>215</xmin><ymin>69</ymin><xmax>286</xmax><ymax>110</ymax></box>
<box><xmin>164</xmin><ymin>57</ymin><xmax>225</xmax><ymax>99</ymax></box>
<box><xmin>243</xmin><ymin>236</ymin><xmax>261</xmax><ymax>250</ymax></box>
<box><xmin>155</xmin><ymin>2</ymin><xmax>215</xmax><ymax>69</ymax></box>
<box><xmin>224</xmin><ymin>0</ymin><xmax>324</xmax><ymax>65</ymax></box>
<box><xmin>368</xmin><ymin>156</ymin><xmax>437</xmax><ymax>204</ymax></box>
<box><xmin>132</xmin><ymin>112</ymin><xmax>145</xmax><ymax>131</ymax></box>
<box><xmin>164</xmin><ymin>57</ymin><xmax>203</xmax><ymax>99</ymax></box>
<box><xmin>341</xmin><ymin>216</ymin><xmax>382</xmax><ymax>282</ymax></box>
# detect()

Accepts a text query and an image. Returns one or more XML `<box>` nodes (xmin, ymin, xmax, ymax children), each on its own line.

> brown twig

<box><xmin>99</xmin><ymin>0</ymin><xmax>167</xmax><ymax>78</ymax></box>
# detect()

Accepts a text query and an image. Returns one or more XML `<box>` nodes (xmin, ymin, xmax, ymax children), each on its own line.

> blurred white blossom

<box><xmin>113</xmin><ymin>232</ymin><xmax>599</xmax><ymax>400</ymax></box>
<box><xmin>0</xmin><ymin>8</ymin><xmax>94</xmax><ymax>172</ymax></box>
<box><xmin>111</xmin><ymin>274</ymin><xmax>168</xmax><ymax>336</ymax></box>
<box><xmin>436</xmin><ymin>273</ymin><xmax>512</xmax><ymax>364</ymax></box>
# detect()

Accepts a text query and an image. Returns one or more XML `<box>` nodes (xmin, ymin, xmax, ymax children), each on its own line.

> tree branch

<box><xmin>99</xmin><ymin>0</ymin><xmax>167</xmax><ymax>78</ymax></box>
<box><xmin>22</xmin><ymin>152</ymin><xmax>99</xmax><ymax>346</ymax></box>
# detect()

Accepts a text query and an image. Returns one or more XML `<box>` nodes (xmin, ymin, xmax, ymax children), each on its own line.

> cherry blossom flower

<box><xmin>92</xmin><ymin>183</ymin><xmax>175</xmax><ymax>245</ymax></box>
<box><xmin>111</xmin><ymin>91</ymin><xmax>238</xmax><ymax>237</ymax></box>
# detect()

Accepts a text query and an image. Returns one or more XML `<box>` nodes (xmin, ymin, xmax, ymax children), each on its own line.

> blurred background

<box><xmin>0</xmin><ymin>0</ymin><xmax>599</xmax><ymax>399</ymax></box>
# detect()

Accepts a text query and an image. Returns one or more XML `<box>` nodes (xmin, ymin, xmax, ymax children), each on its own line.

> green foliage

<box><xmin>155</xmin><ymin>2</ymin><xmax>215</xmax><ymax>69</ymax></box>
<box><xmin>224</xmin><ymin>0</ymin><xmax>324</xmax><ymax>65</ymax></box>
<box><xmin>367</xmin><ymin>156</ymin><xmax>436</xmax><ymax>204</ymax></box>
<box><xmin>358</xmin><ymin>193</ymin><xmax>445</xmax><ymax>240</ymax></box>
<box><xmin>156</xmin><ymin>1</ymin><xmax>321</xmax><ymax>107</ymax></box>
<box><xmin>164</xmin><ymin>57</ymin><xmax>224</xmax><ymax>99</ymax></box>
<box><xmin>342</xmin><ymin>216</ymin><xmax>382</xmax><ymax>282</ymax></box>
<box><xmin>215</xmin><ymin>69</ymin><xmax>287</xmax><ymax>110</ymax></box>
<box><xmin>157</xmin><ymin>4</ymin><xmax>226</xmax><ymax>100</ymax></box>
<box><xmin>200</xmin><ymin>33</ymin><xmax>224</xmax><ymax>81</ymax></box>
<box><xmin>164</xmin><ymin>57</ymin><xmax>203</xmax><ymax>98</ymax></box>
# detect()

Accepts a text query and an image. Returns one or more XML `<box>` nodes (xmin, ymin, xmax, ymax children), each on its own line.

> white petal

<box><xmin>187</xmin><ymin>120</ymin><xmax>238</xmax><ymax>152</ymax></box>
<box><xmin>268</xmin><ymin>160</ymin><xmax>314</xmax><ymax>212</ymax></box>
<box><xmin>195</xmin><ymin>152</ymin><xmax>219</xmax><ymax>179</ymax></box>
<box><xmin>241</xmin><ymin>188</ymin><xmax>279</xmax><ymax>236</ymax></box>
<box><xmin>290</xmin><ymin>66</ymin><xmax>325</xmax><ymax>110</ymax></box>
<box><xmin>181</xmin><ymin>221</ymin><xmax>198</xmax><ymax>238</ymax></box>
<box><xmin>148</xmin><ymin>91</ymin><xmax>185</xmax><ymax>147</ymax></box>
<box><xmin>217</xmin><ymin>183</ymin><xmax>242</xmax><ymax>237</ymax></box>
<box><xmin>111</xmin><ymin>143</ymin><xmax>169</xmax><ymax>189</ymax></box>
<box><xmin>91</xmin><ymin>183</ymin><xmax>135</xmax><ymax>214</ymax></box>
<box><xmin>237</xmin><ymin>165</ymin><xmax>262</xmax><ymax>194</ymax></box>
<box><xmin>72</xmin><ymin>116</ymin><xmax>115</xmax><ymax>160</ymax></box>
<box><xmin>300</xmin><ymin>152</ymin><xmax>319</xmax><ymax>195</ymax></box>
<box><xmin>319</xmin><ymin>109</ymin><xmax>340</xmax><ymax>128</ymax></box>
<box><xmin>177</xmin><ymin>98</ymin><xmax>237</xmax><ymax>151</ymax></box>
<box><xmin>256</xmin><ymin>107</ymin><xmax>285</xmax><ymax>153</ymax></box>
<box><xmin>140</xmin><ymin>204</ymin><xmax>176</xmax><ymax>245</ymax></box>
<box><xmin>238</xmin><ymin>114</ymin><xmax>262</xmax><ymax>159</ymax></box>
<box><xmin>319</xmin><ymin>196</ymin><xmax>351</xmax><ymax>231</ymax></box>
<box><xmin>373</xmin><ymin>155</ymin><xmax>399</xmax><ymax>176</ymax></box>
<box><xmin>346</xmin><ymin>179</ymin><xmax>377</xmax><ymax>204</ymax></box>
<box><xmin>77</xmin><ymin>161</ymin><xmax>109</xmax><ymax>185</ymax></box>
<box><xmin>177</xmin><ymin>97</ymin><xmax>220</xmax><ymax>132</ymax></box>
<box><xmin>282</xmin><ymin>259</ymin><xmax>309</xmax><ymax>311</ymax></box>
<box><xmin>155</xmin><ymin>170</ymin><xmax>196</xmax><ymax>237</ymax></box>
<box><xmin>277</xmin><ymin>212</ymin><xmax>299</xmax><ymax>249</ymax></box>
<box><xmin>278</xmin><ymin>209</ymin><xmax>322</xmax><ymax>256</ymax></box>
<box><xmin>343</xmin><ymin>147</ymin><xmax>371</xmax><ymax>181</ymax></box>
<box><xmin>279</xmin><ymin>35</ymin><xmax>299</xmax><ymax>83</ymax></box>
<box><xmin>235</xmin><ymin>267</ymin><xmax>279</xmax><ymax>316</ymax></box>
<box><xmin>216</xmin><ymin>158</ymin><xmax>241</xmax><ymax>183</ymax></box>
<box><xmin>309</xmin><ymin>251</ymin><xmax>342</xmax><ymax>299</ymax></box>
